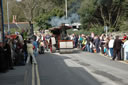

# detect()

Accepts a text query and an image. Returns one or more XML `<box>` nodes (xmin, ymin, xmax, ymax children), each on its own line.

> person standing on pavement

<box><xmin>108</xmin><ymin>36</ymin><xmax>114</xmax><ymax>57</ymax></box>
<box><xmin>33</xmin><ymin>37</ymin><xmax>38</xmax><ymax>57</ymax></box>
<box><xmin>113</xmin><ymin>36</ymin><xmax>123</xmax><ymax>60</ymax></box>
<box><xmin>23</xmin><ymin>40</ymin><xmax>28</xmax><ymax>63</ymax></box>
<box><xmin>0</xmin><ymin>43</ymin><xmax>8</xmax><ymax>72</ymax></box>
<box><xmin>8</xmin><ymin>38</ymin><xmax>14</xmax><ymax>69</ymax></box>
<box><xmin>123</xmin><ymin>37</ymin><xmax>128</xmax><ymax>60</ymax></box>
<box><xmin>90</xmin><ymin>39</ymin><xmax>94</xmax><ymax>53</ymax></box>
<box><xmin>100</xmin><ymin>34</ymin><xmax>105</xmax><ymax>54</ymax></box>
<box><xmin>104</xmin><ymin>37</ymin><xmax>110</xmax><ymax>56</ymax></box>
<box><xmin>26</xmin><ymin>39</ymin><xmax>37</xmax><ymax>64</ymax></box>
<box><xmin>3</xmin><ymin>38</ymin><xmax>14</xmax><ymax>70</ymax></box>
<box><xmin>14</xmin><ymin>37</ymin><xmax>23</xmax><ymax>65</ymax></box>
<box><xmin>94</xmin><ymin>36</ymin><xmax>100</xmax><ymax>53</ymax></box>
<box><xmin>74</xmin><ymin>35</ymin><xmax>79</xmax><ymax>48</ymax></box>
<box><xmin>86</xmin><ymin>35</ymin><xmax>91</xmax><ymax>52</ymax></box>
<box><xmin>78</xmin><ymin>34</ymin><xmax>83</xmax><ymax>49</ymax></box>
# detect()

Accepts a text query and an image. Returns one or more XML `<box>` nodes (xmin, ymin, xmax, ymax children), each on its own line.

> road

<box><xmin>35</xmin><ymin>49</ymin><xmax>128</xmax><ymax>85</ymax></box>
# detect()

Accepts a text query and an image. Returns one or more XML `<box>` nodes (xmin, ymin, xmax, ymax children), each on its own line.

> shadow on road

<box><xmin>37</xmin><ymin>52</ymin><xmax>102</xmax><ymax>85</ymax></box>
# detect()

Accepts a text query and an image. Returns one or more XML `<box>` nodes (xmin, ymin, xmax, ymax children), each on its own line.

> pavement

<box><xmin>0</xmin><ymin>65</ymin><xmax>26</xmax><ymax>85</ymax></box>
<box><xmin>100</xmin><ymin>53</ymin><xmax>128</xmax><ymax>64</ymax></box>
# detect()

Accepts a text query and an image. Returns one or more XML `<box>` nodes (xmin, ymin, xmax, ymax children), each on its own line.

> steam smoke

<box><xmin>49</xmin><ymin>0</ymin><xmax>82</xmax><ymax>27</ymax></box>
<box><xmin>49</xmin><ymin>13</ymin><xmax>80</xmax><ymax>27</ymax></box>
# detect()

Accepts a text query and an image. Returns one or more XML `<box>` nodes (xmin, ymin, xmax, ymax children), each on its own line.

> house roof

<box><xmin>4</xmin><ymin>22</ymin><xmax>30</xmax><ymax>29</ymax></box>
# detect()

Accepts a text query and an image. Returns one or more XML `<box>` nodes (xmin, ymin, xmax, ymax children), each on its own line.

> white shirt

<box><xmin>108</xmin><ymin>39</ymin><xmax>114</xmax><ymax>48</ymax></box>
<box><xmin>123</xmin><ymin>40</ymin><xmax>128</xmax><ymax>52</ymax></box>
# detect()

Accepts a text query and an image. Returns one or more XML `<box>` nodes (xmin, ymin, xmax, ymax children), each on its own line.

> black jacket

<box><xmin>113</xmin><ymin>39</ymin><xmax>123</xmax><ymax>50</ymax></box>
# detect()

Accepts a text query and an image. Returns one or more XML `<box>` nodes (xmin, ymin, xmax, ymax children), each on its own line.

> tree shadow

<box><xmin>37</xmin><ymin>53</ymin><xmax>103</xmax><ymax>85</ymax></box>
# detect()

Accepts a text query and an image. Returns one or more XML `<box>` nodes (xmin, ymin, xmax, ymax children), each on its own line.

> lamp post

<box><xmin>0</xmin><ymin>0</ymin><xmax>5</xmax><ymax>43</ymax></box>
<box><xmin>7</xmin><ymin>0</ymin><xmax>10</xmax><ymax>34</ymax></box>
<box><xmin>65</xmin><ymin>0</ymin><xmax>67</xmax><ymax>19</ymax></box>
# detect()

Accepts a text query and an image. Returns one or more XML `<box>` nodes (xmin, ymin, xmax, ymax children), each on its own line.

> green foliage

<box><xmin>67</xmin><ymin>29</ymin><xmax>90</xmax><ymax>35</ymax></box>
<box><xmin>35</xmin><ymin>13</ymin><xmax>51</xmax><ymax>29</ymax></box>
<box><xmin>10</xmin><ymin>28</ymin><xmax>21</xmax><ymax>34</ymax></box>
<box><xmin>50</xmin><ymin>8</ymin><xmax>64</xmax><ymax>17</ymax></box>
<box><xmin>3</xmin><ymin>0</ymin><xmax>128</xmax><ymax>34</ymax></box>
<box><xmin>119</xmin><ymin>22</ymin><xmax>128</xmax><ymax>32</ymax></box>
<box><xmin>47</xmin><ymin>0</ymin><xmax>64</xmax><ymax>7</ymax></box>
<box><xmin>96</xmin><ymin>0</ymin><xmax>112</xmax><ymax>6</ymax></box>
<box><xmin>78</xmin><ymin>0</ymin><xmax>128</xmax><ymax>33</ymax></box>
<box><xmin>35</xmin><ymin>8</ymin><xmax>64</xmax><ymax>29</ymax></box>
<box><xmin>108</xmin><ymin>27</ymin><xmax>116</xmax><ymax>32</ymax></box>
<box><xmin>67</xmin><ymin>25</ymin><xmax>104</xmax><ymax>35</ymax></box>
<box><xmin>78</xmin><ymin>0</ymin><xmax>96</xmax><ymax>29</ymax></box>
<box><xmin>89</xmin><ymin>26</ymin><xmax>104</xmax><ymax>35</ymax></box>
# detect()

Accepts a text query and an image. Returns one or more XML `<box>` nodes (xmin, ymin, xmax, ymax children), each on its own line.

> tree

<box><xmin>79</xmin><ymin>0</ymin><xmax>127</xmax><ymax>32</ymax></box>
<box><xmin>35</xmin><ymin>8</ymin><xmax>65</xmax><ymax>29</ymax></box>
<box><xmin>47</xmin><ymin>0</ymin><xmax>64</xmax><ymax>7</ymax></box>
<box><xmin>15</xmin><ymin>0</ymin><xmax>42</xmax><ymax>22</ymax></box>
<box><xmin>78</xmin><ymin>0</ymin><xmax>96</xmax><ymax>30</ymax></box>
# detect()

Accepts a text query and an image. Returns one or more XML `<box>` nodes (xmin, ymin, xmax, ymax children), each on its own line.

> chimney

<box><xmin>12</xmin><ymin>15</ymin><xmax>16</xmax><ymax>23</ymax></box>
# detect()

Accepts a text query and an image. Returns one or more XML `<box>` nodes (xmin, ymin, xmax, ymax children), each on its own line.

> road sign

<box><xmin>104</xmin><ymin>26</ymin><xmax>108</xmax><ymax>37</ymax></box>
<box><xmin>104</xmin><ymin>26</ymin><xmax>108</xmax><ymax>31</ymax></box>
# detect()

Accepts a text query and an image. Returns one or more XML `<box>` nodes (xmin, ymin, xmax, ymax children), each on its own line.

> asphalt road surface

<box><xmin>36</xmin><ymin>49</ymin><xmax>128</xmax><ymax>85</ymax></box>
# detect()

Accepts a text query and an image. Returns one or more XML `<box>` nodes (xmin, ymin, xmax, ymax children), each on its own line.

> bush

<box><xmin>67</xmin><ymin>25</ymin><xmax>105</xmax><ymax>36</ymax></box>
<box><xmin>89</xmin><ymin>26</ymin><xmax>104</xmax><ymax>35</ymax></box>
<box><xmin>67</xmin><ymin>29</ymin><xmax>90</xmax><ymax>35</ymax></box>
<box><xmin>119</xmin><ymin>22</ymin><xmax>128</xmax><ymax>32</ymax></box>
<box><xmin>10</xmin><ymin>28</ymin><xmax>21</xmax><ymax>34</ymax></box>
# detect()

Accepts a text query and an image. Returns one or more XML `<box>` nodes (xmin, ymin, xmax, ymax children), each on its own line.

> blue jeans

<box><xmin>34</xmin><ymin>49</ymin><xmax>38</xmax><ymax>57</ymax></box>
<box><xmin>104</xmin><ymin>48</ymin><xmax>108</xmax><ymax>55</ymax></box>
<box><xmin>96</xmin><ymin>46</ymin><xmax>100</xmax><ymax>53</ymax></box>
<box><xmin>86</xmin><ymin>44</ymin><xmax>90</xmax><ymax>52</ymax></box>
<box><xmin>90</xmin><ymin>48</ymin><xmax>93</xmax><ymax>53</ymax></box>
<box><xmin>109</xmin><ymin>48</ymin><xmax>113</xmax><ymax>57</ymax></box>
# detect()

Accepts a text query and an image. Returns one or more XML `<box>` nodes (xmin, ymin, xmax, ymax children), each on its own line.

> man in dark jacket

<box><xmin>94</xmin><ymin>36</ymin><xmax>100</xmax><ymax>53</ymax></box>
<box><xmin>3</xmin><ymin>40</ymin><xmax>14</xmax><ymax>69</ymax></box>
<box><xmin>0</xmin><ymin>43</ymin><xmax>7</xmax><ymax>72</ymax></box>
<box><xmin>113</xmin><ymin>36</ymin><xmax>123</xmax><ymax>60</ymax></box>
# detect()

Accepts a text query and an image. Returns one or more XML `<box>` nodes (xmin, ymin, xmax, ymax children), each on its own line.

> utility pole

<box><xmin>7</xmin><ymin>0</ymin><xmax>10</xmax><ymax>34</ymax></box>
<box><xmin>0</xmin><ymin>0</ymin><xmax>5</xmax><ymax>42</ymax></box>
<box><xmin>65</xmin><ymin>0</ymin><xmax>67</xmax><ymax>19</ymax></box>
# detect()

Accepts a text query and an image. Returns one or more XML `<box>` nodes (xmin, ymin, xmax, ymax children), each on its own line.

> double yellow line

<box><xmin>32</xmin><ymin>63</ymin><xmax>41</xmax><ymax>85</ymax></box>
<box><xmin>24</xmin><ymin>63</ymin><xmax>40</xmax><ymax>85</ymax></box>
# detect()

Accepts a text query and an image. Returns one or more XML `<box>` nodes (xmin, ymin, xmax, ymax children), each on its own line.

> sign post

<box><xmin>104</xmin><ymin>26</ymin><xmax>108</xmax><ymax>37</ymax></box>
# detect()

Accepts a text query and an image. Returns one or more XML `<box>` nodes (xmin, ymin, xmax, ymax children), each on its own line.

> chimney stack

<box><xmin>12</xmin><ymin>15</ymin><xmax>16</xmax><ymax>23</ymax></box>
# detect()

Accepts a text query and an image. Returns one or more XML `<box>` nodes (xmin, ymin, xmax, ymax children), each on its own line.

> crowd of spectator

<box><xmin>0</xmin><ymin>30</ymin><xmax>128</xmax><ymax>73</ymax></box>
<box><xmin>71</xmin><ymin>33</ymin><xmax>128</xmax><ymax>61</ymax></box>
<box><xmin>0</xmin><ymin>30</ymin><xmax>50</xmax><ymax>73</ymax></box>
